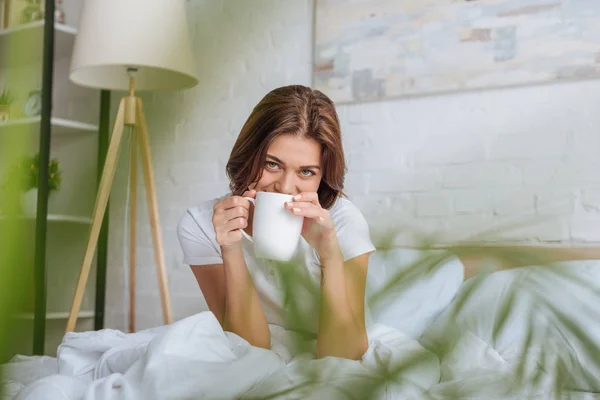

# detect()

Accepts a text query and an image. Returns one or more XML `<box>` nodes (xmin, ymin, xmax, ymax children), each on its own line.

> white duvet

<box><xmin>3</xmin><ymin>314</ymin><xmax>439</xmax><ymax>400</ymax></box>
<box><xmin>4</xmin><ymin>253</ymin><xmax>600</xmax><ymax>400</ymax></box>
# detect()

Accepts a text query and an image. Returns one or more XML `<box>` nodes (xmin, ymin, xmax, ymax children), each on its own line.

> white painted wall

<box><xmin>103</xmin><ymin>0</ymin><xmax>600</xmax><ymax>331</ymax></box>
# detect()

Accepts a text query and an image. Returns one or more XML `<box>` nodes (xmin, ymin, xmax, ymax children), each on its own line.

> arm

<box><xmin>318</xmin><ymin>251</ymin><xmax>369</xmax><ymax>360</ymax></box>
<box><xmin>220</xmin><ymin>246</ymin><xmax>271</xmax><ymax>349</ymax></box>
<box><xmin>190</xmin><ymin>255</ymin><xmax>270</xmax><ymax>349</ymax></box>
<box><xmin>188</xmin><ymin>190</ymin><xmax>270</xmax><ymax>349</ymax></box>
<box><xmin>460</xmin><ymin>246</ymin><xmax>600</xmax><ymax>280</ymax></box>
<box><xmin>190</xmin><ymin>264</ymin><xmax>226</xmax><ymax>325</ymax></box>
<box><xmin>285</xmin><ymin>193</ymin><xmax>370</xmax><ymax>360</ymax></box>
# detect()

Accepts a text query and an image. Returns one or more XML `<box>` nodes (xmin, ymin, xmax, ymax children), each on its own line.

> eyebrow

<box><xmin>266</xmin><ymin>154</ymin><xmax>321</xmax><ymax>170</ymax></box>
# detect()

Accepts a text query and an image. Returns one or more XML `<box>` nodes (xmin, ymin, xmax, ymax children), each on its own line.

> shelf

<box><xmin>0</xmin><ymin>117</ymin><xmax>98</xmax><ymax>135</ymax></box>
<box><xmin>0</xmin><ymin>214</ymin><xmax>92</xmax><ymax>225</ymax></box>
<box><xmin>0</xmin><ymin>21</ymin><xmax>77</xmax><ymax>67</ymax></box>
<box><xmin>47</xmin><ymin>214</ymin><xmax>92</xmax><ymax>224</ymax></box>
<box><xmin>14</xmin><ymin>311</ymin><xmax>95</xmax><ymax>320</ymax></box>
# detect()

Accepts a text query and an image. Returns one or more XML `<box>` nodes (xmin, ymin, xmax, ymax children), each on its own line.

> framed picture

<box><xmin>314</xmin><ymin>0</ymin><xmax>600</xmax><ymax>104</ymax></box>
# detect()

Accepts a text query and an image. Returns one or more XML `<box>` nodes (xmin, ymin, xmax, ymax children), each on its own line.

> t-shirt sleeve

<box><xmin>177</xmin><ymin>207</ymin><xmax>223</xmax><ymax>266</ymax></box>
<box><xmin>330</xmin><ymin>199</ymin><xmax>376</xmax><ymax>262</ymax></box>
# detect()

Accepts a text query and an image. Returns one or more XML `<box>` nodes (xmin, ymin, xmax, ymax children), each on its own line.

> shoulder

<box><xmin>177</xmin><ymin>194</ymin><xmax>228</xmax><ymax>236</ymax></box>
<box><xmin>328</xmin><ymin>196</ymin><xmax>376</xmax><ymax>261</ymax></box>
<box><xmin>177</xmin><ymin>194</ymin><xmax>230</xmax><ymax>265</ymax></box>
<box><xmin>329</xmin><ymin>196</ymin><xmax>369</xmax><ymax>228</ymax></box>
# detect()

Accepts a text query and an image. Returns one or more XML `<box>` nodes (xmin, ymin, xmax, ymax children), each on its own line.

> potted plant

<box><xmin>2</xmin><ymin>153</ymin><xmax>62</xmax><ymax>216</ymax></box>
<box><xmin>0</xmin><ymin>87</ymin><xmax>14</xmax><ymax>121</ymax></box>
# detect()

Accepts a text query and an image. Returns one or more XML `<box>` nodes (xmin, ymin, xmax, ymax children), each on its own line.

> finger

<box><xmin>285</xmin><ymin>200</ymin><xmax>320</xmax><ymax>211</ymax></box>
<box><xmin>242</xmin><ymin>189</ymin><xmax>257</xmax><ymax>199</ymax></box>
<box><xmin>222</xmin><ymin>206</ymin><xmax>249</xmax><ymax>222</ymax></box>
<box><xmin>292</xmin><ymin>192</ymin><xmax>320</xmax><ymax>205</ymax></box>
<box><xmin>214</xmin><ymin>199</ymin><xmax>247</xmax><ymax>223</ymax></box>
<box><xmin>219</xmin><ymin>195</ymin><xmax>251</xmax><ymax>211</ymax></box>
<box><xmin>290</xmin><ymin>203</ymin><xmax>327</xmax><ymax>221</ymax></box>
<box><xmin>223</xmin><ymin>216</ymin><xmax>247</xmax><ymax>233</ymax></box>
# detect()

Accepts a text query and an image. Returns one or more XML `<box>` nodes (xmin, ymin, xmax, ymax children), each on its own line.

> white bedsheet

<box><xmin>3</xmin><ymin>313</ymin><xmax>439</xmax><ymax>400</ymax></box>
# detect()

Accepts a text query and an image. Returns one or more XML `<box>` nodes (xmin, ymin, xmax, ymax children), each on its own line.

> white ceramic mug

<box><xmin>240</xmin><ymin>192</ymin><xmax>304</xmax><ymax>262</ymax></box>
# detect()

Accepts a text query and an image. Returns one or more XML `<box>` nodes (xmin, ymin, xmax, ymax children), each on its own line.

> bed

<box><xmin>3</xmin><ymin>248</ymin><xmax>600</xmax><ymax>400</ymax></box>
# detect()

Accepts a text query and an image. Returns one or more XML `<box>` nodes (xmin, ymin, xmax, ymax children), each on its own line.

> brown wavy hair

<box><xmin>226</xmin><ymin>85</ymin><xmax>346</xmax><ymax>209</ymax></box>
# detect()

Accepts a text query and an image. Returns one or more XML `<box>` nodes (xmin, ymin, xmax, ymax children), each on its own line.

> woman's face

<box><xmin>250</xmin><ymin>134</ymin><xmax>322</xmax><ymax>196</ymax></box>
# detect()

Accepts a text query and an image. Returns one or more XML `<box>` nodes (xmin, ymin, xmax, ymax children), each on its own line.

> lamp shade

<box><xmin>69</xmin><ymin>0</ymin><xmax>198</xmax><ymax>91</ymax></box>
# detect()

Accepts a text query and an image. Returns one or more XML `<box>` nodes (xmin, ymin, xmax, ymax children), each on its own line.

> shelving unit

<box><xmin>0</xmin><ymin>214</ymin><xmax>91</xmax><ymax>224</ymax></box>
<box><xmin>0</xmin><ymin>21</ymin><xmax>76</xmax><ymax>67</ymax></box>
<box><xmin>0</xmin><ymin>0</ymin><xmax>110</xmax><ymax>357</ymax></box>
<box><xmin>0</xmin><ymin>117</ymin><xmax>98</xmax><ymax>135</ymax></box>
<box><xmin>16</xmin><ymin>311</ymin><xmax>95</xmax><ymax>320</ymax></box>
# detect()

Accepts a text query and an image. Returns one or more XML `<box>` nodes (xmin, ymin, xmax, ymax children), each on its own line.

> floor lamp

<box><xmin>65</xmin><ymin>0</ymin><xmax>198</xmax><ymax>333</ymax></box>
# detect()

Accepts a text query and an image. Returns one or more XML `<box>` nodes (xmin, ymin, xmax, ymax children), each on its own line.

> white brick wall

<box><xmin>104</xmin><ymin>0</ymin><xmax>600</xmax><ymax>331</ymax></box>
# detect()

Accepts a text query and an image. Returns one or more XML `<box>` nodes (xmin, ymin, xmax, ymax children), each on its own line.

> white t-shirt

<box><xmin>177</xmin><ymin>194</ymin><xmax>376</xmax><ymax>335</ymax></box>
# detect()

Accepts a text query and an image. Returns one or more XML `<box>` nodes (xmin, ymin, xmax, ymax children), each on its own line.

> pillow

<box><xmin>420</xmin><ymin>259</ymin><xmax>600</xmax><ymax>392</ymax></box>
<box><xmin>366</xmin><ymin>248</ymin><xmax>464</xmax><ymax>339</ymax></box>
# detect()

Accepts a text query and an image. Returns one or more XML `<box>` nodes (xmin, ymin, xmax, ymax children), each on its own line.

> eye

<box><xmin>265</xmin><ymin>161</ymin><xmax>279</xmax><ymax>170</ymax></box>
<box><xmin>300</xmin><ymin>169</ymin><xmax>316</xmax><ymax>177</ymax></box>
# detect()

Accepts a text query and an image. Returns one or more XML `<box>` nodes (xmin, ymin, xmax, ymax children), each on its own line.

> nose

<box><xmin>275</xmin><ymin>172</ymin><xmax>296</xmax><ymax>195</ymax></box>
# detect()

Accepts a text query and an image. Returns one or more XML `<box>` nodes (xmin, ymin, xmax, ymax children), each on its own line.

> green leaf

<box><xmin>368</xmin><ymin>250</ymin><xmax>449</xmax><ymax>311</ymax></box>
<box><xmin>514</xmin><ymin>308</ymin><xmax>535</xmax><ymax>386</ymax></box>
<box><xmin>540</xmin><ymin>299</ymin><xmax>600</xmax><ymax>382</ymax></box>
<box><xmin>492</xmin><ymin>282</ymin><xmax>518</xmax><ymax>342</ymax></box>
<box><xmin>446</xmin><ymin>265</ymin><xmax>491</xmax><ymax>323</ymax></box>
<box><xmin>533</xmin><ymin>347</ymin><xmax>548</xmax><ymax>392</ymax></box>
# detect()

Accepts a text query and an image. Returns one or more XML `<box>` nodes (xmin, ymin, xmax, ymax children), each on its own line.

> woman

<box><xmin>177</xmin><ymin>85</ymin><xmax>375</xmax><ymax>360</ymax></box>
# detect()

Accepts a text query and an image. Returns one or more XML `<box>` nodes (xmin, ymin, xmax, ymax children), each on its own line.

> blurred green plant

<box><xmin>0</xmin><ymin>134</ymin><xmax>596</xmax><ymax>399</ymax></box>
<box><xmin>1</xmin><ymin>15</ymin><xmax>58</xmax><ymax>399</ymax></box>
<box><xmin>2</xmin><ymin>153</ymin><xmax>62</xmax><ymax>194</ymax></box>
<box><xmin>0</xmin><ymin>32</ymin><xmax>38</xmax><ymax>395</ymax></box>
<box><xmin>0</xmin><ymin>122</ymin><xmax>34</xmax><ymax>400</ymax></box>
<box><xmin>0</xmin><ymin>88</ymin><xmax>15</xmax><ymax>106</ymax></box>
<box><xmin>1</xmin><ymin>157</ymin><xmax>598</xmax><ymax>399</ymax></box>
<box><xmin>240</xmin><ymin>231</ymin><xmax>600</xmax><ymax>399</ymax></box>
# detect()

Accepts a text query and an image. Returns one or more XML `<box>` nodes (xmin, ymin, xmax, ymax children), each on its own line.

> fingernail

<box><xmin>293</xmin><ymin>208</ymin><xmax>301</xmax><ymax>213</ymax></box>
<box><xmin>293</xmin><ymin>194</ymin><xmax>301</xmax><ymax>200</ymax></box>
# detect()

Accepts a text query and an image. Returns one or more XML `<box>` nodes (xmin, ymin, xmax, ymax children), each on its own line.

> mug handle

<box><xmin>239</xmin><ymin>196</ymin><xmax>255</xmax><ymax>243</ymax></box>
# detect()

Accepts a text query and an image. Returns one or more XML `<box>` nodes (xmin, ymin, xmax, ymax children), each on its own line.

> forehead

<box><xmin>267</xmin><ymin>134</ymin><xmax>321</xmax><ymax>166</ymax></box>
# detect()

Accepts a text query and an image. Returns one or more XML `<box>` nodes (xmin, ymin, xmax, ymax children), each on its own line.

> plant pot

<box><xmin>0</xmin><ymin>105</ymin><xmax>9</xmax><ymax>122</ymax></box>
<box><xmin>21</xmin><ymin>188</ymin><xmax>38</xmax><ymax>217</ymax></box>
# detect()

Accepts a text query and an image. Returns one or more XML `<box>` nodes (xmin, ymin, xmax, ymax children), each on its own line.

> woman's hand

<box><xmin>212</xmin><ymin>189</ymin><xmax>256</xmax><ymax>249</ymax></box>
<box><xmin>285</xmin><ymin>192</ymin><xmax>341</xmax><ymax>262</ymax></box>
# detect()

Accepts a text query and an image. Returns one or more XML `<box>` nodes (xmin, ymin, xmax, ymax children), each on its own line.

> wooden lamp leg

<box><xmin>128</xmin><ymin>131</ymin><xmax>137</xmax><ymax>333</ymax></box>
<box><xmin>66</xmin><ymin>99</ymin><xmax>127</xmax><ymax>333</ymax></box>
<box><xmin>136</xmin><ymin>98</ymin><xmax>173</xmax><ymax>325</ymax></box>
